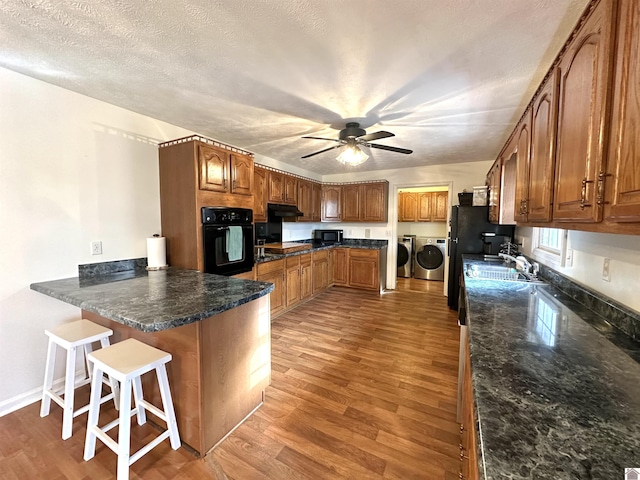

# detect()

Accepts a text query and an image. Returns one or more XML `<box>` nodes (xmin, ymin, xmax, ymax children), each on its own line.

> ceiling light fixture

<box><xmin>336</xmin><ymin>145</ymin><xmax>369</xmax><ymax>166</ymax></box>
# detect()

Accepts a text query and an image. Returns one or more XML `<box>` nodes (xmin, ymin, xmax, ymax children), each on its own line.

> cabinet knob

<box><xmin>580</xmin><ymin>177</ymin><xmax>594</xmax><ymax>210</ymax></box>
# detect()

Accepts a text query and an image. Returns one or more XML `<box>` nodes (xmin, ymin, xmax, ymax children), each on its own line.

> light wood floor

<box><xmin>0</xmin><ymin>278</ymin><xmax>460</xmax><ymax>479</ymax></box>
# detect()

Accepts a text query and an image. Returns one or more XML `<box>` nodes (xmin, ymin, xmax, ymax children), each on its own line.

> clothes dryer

<box><xmin>414</xmin><ymin>237</ymin><xmax>446</xmax><ymax>281</ymax></box>
<box><xmin>397</xmin><ymin>236</ymin><xmax>415</xmax><ymax>278</ymax></box>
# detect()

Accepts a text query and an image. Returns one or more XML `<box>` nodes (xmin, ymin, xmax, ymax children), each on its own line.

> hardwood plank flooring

<box><xmin>0</xmin><ymin>278</ymin><xmax>461</xmax><ymax>479</ymax></box>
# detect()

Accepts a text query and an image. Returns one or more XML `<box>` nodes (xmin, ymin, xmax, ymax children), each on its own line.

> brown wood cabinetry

<box><xmin>606</xmin><ymin>0</ymin><xmax>640</xmax><ymax>223</ymax></box>
<box><xmin>348</xmin><ymin>249</ymin><xmax>380</xmax><ymax>291</ymax></box>
<box><xmin>514</xmin><ymin>107</ymin><xmax>533</xmax><ymax>223</ymax></box>
<box><xmin>300</xmin><ymin>253</ymin><xmax>313</xmax><ymax>300</ymax></box>
<box><xmin>297</xmin><ymin>180</ymin><xmax>312</xmax><ymax>221</ymax></box>
<box><xmin>528</xmin><ymin>71</ymin><xmax>558</xmax><ymax>223</ymax></box>
<box><xmin>159</xmin><ymin>138</ymin><xmax>254</xmax><ymax>271</ymax></box>
<box><xmin>253</xmin><ymin>166</ymin><xmax>268</xmax><ymax>222</ymax></box>
<box><xmin>284</xmin><ymin>176</ymin><xmax>297</xmax><ymax>205</ymax></box>
<box><xmin>268</xmin><ymin>171</ymin><xmax>285</xmax><ymax>204</ymax></box>
<box><xmin>312</xmin><ymin>250</ymin><xmax>330</xmax><ymax>294</ymax></box>
<box><xmin>285</xmin><ymin>256</ymin><xmax>301</xmax><ymax>307</ymax></box>
<box><xmin>460</xmin><ymin>334</ymin><xmax>479</xmax><ymax>480</ymax></box>
<box><xmin>198</xmin><ymin>144</ymin><xmax>253</xmax><ymax>196</ymax></box>
<box><xmin>333</xmin><ymin>248</ymin><xmax>348</xmax><ymax>286</ymax></box>
<box><xmin>399</xmin><ymin>191</ymin><xmax>447</xmax><ymax>222</ymax></box>
<box><xmin>322</xmin><ymin>185</ymin><xmax>342</xmax><ymax>222</ymax></box>
<box><xmin>553</xmin><ymin>0</ymin><xmax>615</xmax><ymax>223</ymax></box>
<box><xmin>312</xmin><ymin>182</ymin><xmax>322</xmax><ymax>222</ymax></box>
<box><xmin>257</xmin><ymin>259</ymin><xmax>285</xmax><ymax>317</ymax></box>
<box><xmin>487</xmin><ymin>160</ymin><xmax>502</xmax><ymax>224</ymax></box>
<box><xmin>361</xmin><ymin>182</ymin><xmax>389</xmax><ymax>222</ymax></box>
<box><xmin>342</xmin><ymin>184</ymin><xmax>361</xmax><ymax>222</ymax></box>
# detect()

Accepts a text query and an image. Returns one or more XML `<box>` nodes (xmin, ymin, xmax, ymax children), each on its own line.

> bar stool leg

<box><xmin>117</xmin><ymin>378</ymin><xmax>133</xmax><ymax>480</ymax></box>
<box><xmin>62</xmin><ymin>345</ymin><xmax>78</xmax><ymax>440</ymax></box>
<box><xmin>84</xmin><ymin>366</ymin><xmax>103</xmax><ymax>460</ymax></box>
<box><xmin>40</xmin><ymin>338</ymin><xmax>56</xmax><ymax>417</ymax></box>
<box><xmin>99</xmin><ymin>337</ymin><xmax>120</xmax><ymax>410</ymax></box>
<box><xmin>156</xmin><ymin>365</ymin><xmax>181</xmax><ymax>449</ymax></box>
<box><xmin>131</xmin><ymin>376</ymin><xmax>146</xmax><ymax>426</ymax></box>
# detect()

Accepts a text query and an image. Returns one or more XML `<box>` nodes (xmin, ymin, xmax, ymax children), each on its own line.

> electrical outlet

<box><xmin>602</xmin><ymin>257</ymin><xmax>611</xmax><ymax>282</ymax></box>
<box><xmin>385</xmin><ymin>230</ymin><xmax>392</xmax><ymax>237</ymax></box>
<box><xmin>365</xmin><ymin>228</ymin><xmax>371</xmax><ymax>239</ymax></box>
<box><xmin>91</xmin><ymin>241</ymin><xmax>102</xmax><ymax>255</ymax></box>
<box><xmin>566</xmin><ymin>248</ymin><xmax>573</xmax><ymax>267</ymax></box>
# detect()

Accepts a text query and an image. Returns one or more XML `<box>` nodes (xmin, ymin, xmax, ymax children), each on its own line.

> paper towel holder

<box><xmin>146</xmin><ymin>234</ymin><xmax>169</xmax><ymax>271</ymax></box>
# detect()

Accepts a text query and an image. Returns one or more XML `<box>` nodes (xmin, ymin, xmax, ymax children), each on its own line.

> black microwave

<box><xmin>313</xmin><ymin>229</ymin><xmax>343</xmax><ymax>245</ymax></box>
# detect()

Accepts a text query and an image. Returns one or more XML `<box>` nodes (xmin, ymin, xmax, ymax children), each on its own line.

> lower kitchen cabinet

<box><xmin>285</xmin><ymin>256</ymin><xmax>301</xmax><ymax>307</ymax></box>
<box><xmin>312</xmin><ymin>250</ymin><xmax>330</xmax><ymax>294</ymax></box>
<box><xmin>257</xmin><ymin>259</ymin><xmax>285</xmax><ymax>317</ymax></box>
<box><xmin>333</xmin><ymin>248</ymin><xmax>382</xmax><ymax>292</ymax></box>
<box><xmin>333</xmin><ymin>248</ymin><xmax>349</xmax><ymax>286</ymax></box>
<box><xmin>460</xmin><ymin>335</ymin><xmax>479</xmax><ymax>480</ymax></box>
<box><xmin>300</xmin><ymin>253</ymin><xmax>313</xmax><ymax>300</ymax></box>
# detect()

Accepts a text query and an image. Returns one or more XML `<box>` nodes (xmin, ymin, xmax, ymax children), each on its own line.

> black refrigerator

<box><xmin>447</xmin><ymin>206</ymin><xmax>515</xmax><ymax>310</ymax></box>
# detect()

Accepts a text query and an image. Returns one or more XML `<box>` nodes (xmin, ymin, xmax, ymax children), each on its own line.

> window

<box><xmin>531</xmin><ymin>227</ymin><xmax>567</xmax><ymax>269</ymax></box>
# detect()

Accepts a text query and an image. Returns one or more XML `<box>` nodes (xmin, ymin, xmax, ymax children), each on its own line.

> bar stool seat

<box><xmin>41</xmin><ymin>319</ymin><xmax>120</xmax><ymax>440</ymax></box>
<box><xmin>84</xmin><ymin>338</ymin><xmax>181</xmax><ymax>480</ymax></box>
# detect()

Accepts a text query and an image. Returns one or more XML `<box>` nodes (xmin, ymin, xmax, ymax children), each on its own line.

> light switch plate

<box><xmin>91</xmin><ymin>241</ymin><xmax>102</xmax><ymax>255</ymax></box>
<box><xmin>602</xmin><ymin>257</ymin><xmax>611</xmax><ymax>282</ymax></box>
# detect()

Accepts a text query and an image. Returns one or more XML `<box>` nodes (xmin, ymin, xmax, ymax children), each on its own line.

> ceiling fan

<box><xmin>301</xmin><ymin>122</ymin><xmax>413</xmax><ymax>165</ymax></box>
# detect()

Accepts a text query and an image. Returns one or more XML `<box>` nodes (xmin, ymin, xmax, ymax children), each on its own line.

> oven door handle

<box><xmin>214</xmin><ymin>226</ymin><xmax>230</xmax><ymax>231</ymax></box>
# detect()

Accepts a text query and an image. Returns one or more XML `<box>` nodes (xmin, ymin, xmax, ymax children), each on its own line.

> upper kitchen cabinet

<box><xmin>399</xmin><ymin>191</ymin><xmax>446</xmax><ymax>222</ymax></box>
<box><xmin>158</xmin><ymin>136</ymin><xmax>254</xmax><ymax>271</ymax></box>
<box><xmin>528</xmin><ymin>70</ymin><xmax>559</xmax><ymax>223</ymax></box>
<box><xmin>284</xmin><ymin>176</ymin><xmax>298</xmax><ymax>205</ymax></box>
<box><xmin>342</xmin><ymin>182</ymin><xmax>389</xmax><ymax>222</ymax></box>
<box><xmin>605</xmin><ymin>0</ymin><xmax>640</xmax><ymax>223</ymax></box>
<box><xmin>311</xmin><ymin>182</ymin><xmax>322</xmax><ymax>222</ymax></box>
<box><xmin>553</xmin><ymin>0</ymin><xmax>616</xmax><ymax>223</ymax></box>
<box><xmin>417</xmin><ymin>192</ymin><xmax>432</xmax><ymax>221</ymax></box>
<box><xmin>253</xmin><ymin>166</ymin><xmax>268</xmax><ymax>222</ymax></box>
<box><xmin>398</xmin><ymin>192</ymin><xmax>417</xmax><ymax>222</ymax></box>
<box><xmin>268</xmin><ymin>171</ymin><xmax>285</xmax><ymax>204</ymax></box>
<box><xmin>513</xmin><ymin>107</ymin><xmax>532</xmax><ymax>223</ymax></box>
<box><xmin>432</xmin><ymin>191</ymin><xmax>448</xmax><ymax>222</ymax></box>
<box><xmin>322</xmin><ymin>184</ymin><xmax>342</xmax><ymax>222</ymax></box>
<box><xmin>487</xmin><ymin>159</ymin><xmax>502</xmax><ymax>224</ymax></box>
<box><xmin>297</xmin><ymin>179</ymin><xmax>312</xmax><ymax>222</ymax></box>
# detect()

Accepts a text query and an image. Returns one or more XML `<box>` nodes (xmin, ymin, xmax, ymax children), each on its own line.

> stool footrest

<box><xmin>137</xmin><ymin>400</ymin><xmax>166</xmax><ymax>423</ymax></box>
<box><xmin>129</xmin><ymin>431</ymin><xmax>171</xmax><ymax>465</ymax></box>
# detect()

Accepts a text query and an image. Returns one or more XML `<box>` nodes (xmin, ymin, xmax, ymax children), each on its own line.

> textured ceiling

<box><xmin>0</xmin><ymin>0</ymin><xmax>589</xmax><ymax>175</ymax></box>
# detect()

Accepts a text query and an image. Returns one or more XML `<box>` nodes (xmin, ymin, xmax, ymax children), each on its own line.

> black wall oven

<box><xmin>202</xmin><ymin>207</ymin><xmax>254</xmax><ymax>276</ymax></box>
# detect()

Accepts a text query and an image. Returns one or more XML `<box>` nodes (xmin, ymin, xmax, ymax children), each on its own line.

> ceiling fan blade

<box><xmin>366</xmin><ymin>143</ymin><xmax>413</xmax><ymax>154</ymax></box>
<box><xmin>357</xmin><ymin>131</ymin><xmax>395</xmax><ymax>142</ymax></box>
<box><xmin>301</xmin><ymin>136</ymin><xmax>341</xmax><ymax>142</ymax></box>
<box><xmin>301</xmin><ymin>144</ymin><xmax>344</xmax><ymax>159</ymax></box>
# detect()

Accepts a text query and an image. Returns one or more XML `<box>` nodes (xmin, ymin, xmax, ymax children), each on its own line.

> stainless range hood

<box><xmin>268</xmin><ymin>203</ymin><xmax>303</xmax><ymax>217</ymax></box>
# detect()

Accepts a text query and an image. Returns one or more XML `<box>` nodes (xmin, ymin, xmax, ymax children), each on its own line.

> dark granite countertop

<box><xmin>462</xmin><ymin>255</ymin><xmax>640</xmax><ymax>479</ymax></box>
<box><xmin>30</xmin><ymin>268</ymin><xmax>274</xmax><ymax>333</ymax></box>
<box><xmin>256</xmin><ymin>239</ymin><xmax>387</xmax><ymax>264</ymax></box>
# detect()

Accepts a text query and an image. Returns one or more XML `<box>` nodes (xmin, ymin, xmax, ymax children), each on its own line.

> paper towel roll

<box><xmin>146</xmin><ymin>236</ymin><xmax>167</xmax><ymax>269</ymax></box>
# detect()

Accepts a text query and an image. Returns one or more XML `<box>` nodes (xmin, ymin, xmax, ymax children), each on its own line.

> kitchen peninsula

<box><xmin>30</xmin><ymin>261</ymin><xmax>274</xmax><ymax>457</ymax></box>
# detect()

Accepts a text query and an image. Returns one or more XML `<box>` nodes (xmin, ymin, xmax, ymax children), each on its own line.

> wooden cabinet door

<box><xmin>311</xmin><ymin>183</ymin><xmax>322</xmax><ymax>222</ymax></box>
<box><xmin>606</xmin><ymin>0</ymin><xmax>640</xmax><ymax>223</ymax></box>
<box><xmin>528</xmin><ymin>71</ymin><xmax>558</xmax><ymax>223</ymax></box>
<box><xmin>333</xmin><ymin>248</ymin><xmax>349</xmax><ymax>285</ymax></box>
<box><xmin>487</xmin><ymin>160</ymin><xmax>501</xmax><ymax>224</ymax></box>
<box><xmin>297</xmin><ymin>180</ymin><xmax>312</xmax><ymax>222</ymax></box>
<box><xmin>460</xmin><ymin>335</ymin><xmax>478</xmax><ymax>480</ymax></box>
<box><xmin>553</xmin><ymin>0</ymin><xmax>615</xmax><ymax>223</ymax></box>
<box><xmin>348</xmin><ymin>249</ymin><xmax>379</xmax><ymax>291</ymax></box>
<box><xmin>198</xmin><ymin>144</ymin><xmax>229</xmax><ymax>192</ymax></box>
<box><xmin>417</xmin><ymin>192</ymin><xmax>432</xmax><ymax>221</ymax></box>
<box><xmin>268</xmin><ymin>171</ymin><xmax>285</xmax><ymax>203</ymax></box>
<box><xmin>342</xmin><ymin>185</ymin><xmax>360</xmax><ymax>222</ymax></box>
<box><xmin>300</xmin><ymin>254</ymin><xmax>313</xmax><ymax>300</ymax></box>
<box><xmin>286</xmin><ymin>267</ymin><xmax>300</xmax><ymax>307</ymax></box>
<box><xmin>259</xmin><ymin>270</ymin><xmax>285</xmax><ymax>316</ymax></box>
<box><xmin>514</xmin><ymin>107</ymin><xmax>532</xmax><ymax>223</ymax></box>
<box><xmin>399</xmin><ymin>192</ymin><xmax>417</xmax><ymax>222</ymax></box>
<box><xmin>284</xmin><ymin>176</ymin><xmax>297</xmax><ymax>205</ymax></box>
<box><xmin>361</xmin><ymin>183</ymin><xmax>388</xmax><ymax>222</ymax></box>
<box><xmin>230</xmin><ymin>153</ymin><xmax>253</xmax><ymax>196</ymax></box>
<box><xmin>322</xmin><ymin>185</ymin><xmax>342</xmax><ymax>221</ymax></box>
<box><xmin>253</xmin><ymin>167</ymin><xmax>268</xmax><ymax>222</ymax></box>
<box><xmin>312</xmin><ymin>259</ymin><xmax>328</xmax><ymax>294</ymax></box>
<box><xmin>433</xmin><ymin>192</ymin><xmax>448</xmax><ymax>222</ymax></box>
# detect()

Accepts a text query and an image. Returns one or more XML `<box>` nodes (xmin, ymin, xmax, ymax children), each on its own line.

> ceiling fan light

<box><xmin>336</xmin><ymin>146</ymin><xmax>369</xmax><ymax>166</ymax></box>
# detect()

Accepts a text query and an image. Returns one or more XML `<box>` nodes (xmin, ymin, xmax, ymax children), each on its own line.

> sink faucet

<box><xmin>498</xmin><ymin>253</ymin><xmax>532</xmax><ymax>274</ymax></box>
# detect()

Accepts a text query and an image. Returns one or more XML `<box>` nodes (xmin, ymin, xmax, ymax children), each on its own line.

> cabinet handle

<box><xmin>459</xmin><ymin>474</ymin><xmax>467</xmax><ymax>480</ymax></box>
<box><xmin>580</xmin><ymin>177</ymin><xmax>593</xmax><ymax>210</ymax></box>
<box><xmin>460</xmin><ymin>424</ymin><xmax>465</xmax><ymax>434</ymax></box>
<box><xmin>460</xmin><ymin>449</ymin><xmax>469</xmax><ymax>461</ymax></box>
<box><xmin>596</xmin><ymin>171</ymin><xmax>611</xmax><ymax>205</ymax></box>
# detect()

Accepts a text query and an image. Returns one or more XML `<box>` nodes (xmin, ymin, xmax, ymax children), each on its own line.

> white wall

<box><xmin>0</xmin><ymin>67</ymin><xmax>194</xmax><ymax>413</ymax></box>
<box><xmin>323</xmin><ymin>161</ymin><xmax>493</xmax><ymax>290</ymax></box>
<box><xmin>517</xmin><ymin>227</ymin><xmax>640</xmax><ymax>313</ymax></box>
<box><xmin>397</xmin><ymin>222</ymin><xmax>448</xmax><ymax>238</ymax></box>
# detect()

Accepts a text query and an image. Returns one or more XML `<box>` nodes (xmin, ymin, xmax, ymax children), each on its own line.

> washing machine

<box><xmin>397</xmin><ymin>235</ymin><xmax>415</xmax><ymax>278</ymax></box>
<box><xmin>414</xmin><ymin>237</ymin><xmax>446</xmax><ymax>281</ymax></box>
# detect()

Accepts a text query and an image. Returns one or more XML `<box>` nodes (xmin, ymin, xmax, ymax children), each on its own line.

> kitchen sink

<box><xmin>465</xmin><ymin>264</ymin><xmax>543</xmax><ymax>283</ymax></box>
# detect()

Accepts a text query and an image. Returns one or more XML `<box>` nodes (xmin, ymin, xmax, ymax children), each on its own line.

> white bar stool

<box><xmin>84</xmin><ymin>338</ymin><xmax>181</xmax><ymax>480</ymax></box>
<box><xmin>41</xmin><ymin>319</ymin><xmax>120</xmax><ymax>440</ymax></box>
